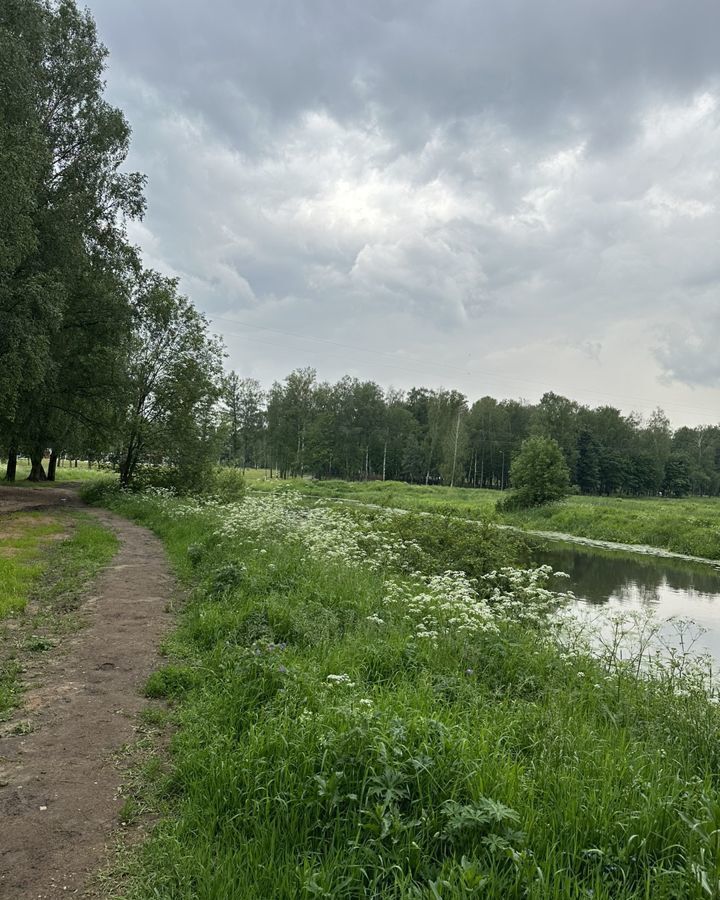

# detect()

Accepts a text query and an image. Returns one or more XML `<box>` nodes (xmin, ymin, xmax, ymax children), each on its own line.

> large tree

<box><xmin>1</xmin><ymin>0</ymin><xmax>145</xmax><ymax>480</ymax></box>
<box><xmin>0</xmin><ymin>0</ymin><xmax>62</xmax><ymax>473</ymax></box>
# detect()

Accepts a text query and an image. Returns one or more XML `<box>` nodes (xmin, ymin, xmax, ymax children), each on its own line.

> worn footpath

<box><xmin>0</xmin><ymin>486</ymin><xmax>174</xmax><ymax>899</ymax></box>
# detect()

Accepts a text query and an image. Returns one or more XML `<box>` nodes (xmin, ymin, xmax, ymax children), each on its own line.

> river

<box><xmin>529</xmin><ymin>539</ymin><xmax>720</xmax><ymax>662</ymax></box>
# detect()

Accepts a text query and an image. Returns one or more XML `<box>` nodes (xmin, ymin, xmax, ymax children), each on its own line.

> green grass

<box><xmin>504</xmin><ymin>494</ymin><xmax>720</xmax><ymax>560</ymax></box>
<box><xmin>95</xmin><ymin>487</ymin><xmax>720</xmax><ymax>899</ymax></box>
<box><xmin>252</xmin><ymin>476</ymin><xmax>500</xmax><ymax>517</ymax></box>
<box><xmin>249</xmin><ymin>478</ymin><xmax>720</xmax><ymax>561</ymax></box>
<box><xmin>0</xmin><ymin>511</ymin><xmax>118</xmax><ymax>718</ymax></box>
<box><xmin>0</xmin><ymin>513</ymin><xmax>67</xmax><ymax>619</ymax></box>
<box><xmin>2</xmin><ymin>459</ymin><xmax>110</xmax><ymax>484</ymax></box>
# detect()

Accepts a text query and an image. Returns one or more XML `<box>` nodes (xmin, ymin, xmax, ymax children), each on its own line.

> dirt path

<box><xmin>0</xmin><ymin>486</ymin><xmax>175</xmax><ymax>899</ymax></box>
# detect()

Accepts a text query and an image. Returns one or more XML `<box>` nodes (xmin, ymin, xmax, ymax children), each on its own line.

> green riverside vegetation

<box><xmin>247</xmin><ymin>473</ymin><xmax>720</xmax><ymax>561</ymax></box>
<box><xmin>93</xmin><ymin>483</ymin><xmax>720</xmax><ymax>899</ymax></box>
<box><xmin>504</xmin><ymin>494</ymin><xmax>720</xmax><ymax>561</ymax></box>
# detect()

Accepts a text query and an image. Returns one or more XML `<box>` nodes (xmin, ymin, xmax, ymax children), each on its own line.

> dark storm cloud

<box><xmin>93</xmin><ymin>1</ymin><xmax>720</xmax><ymax>148</ymax></box>
<box><xmin>86</xmin><ymin>0</ymin><xmax>720</xmax><ymax>415</ymax></box>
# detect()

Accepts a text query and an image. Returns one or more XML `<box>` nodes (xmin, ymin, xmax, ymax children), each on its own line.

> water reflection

<box><xmin>528</xmin><ymin>540</ymin><xmax>720</xmax><ymax>660</ymax></box>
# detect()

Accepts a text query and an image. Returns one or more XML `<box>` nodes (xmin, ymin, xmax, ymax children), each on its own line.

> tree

<box><xmin>221</xmin><ymin>373</ymin><xmax>265</xmax><ymax>470</ymax></box>
<box><xmin>533</xmin><ymin>392</ymin><xmax>580</xmax><ymax>473</ymax></box>
<box><xmin>575</xmin><ymin>429</ymin><xmax>600</xmax><ymax>494</ymax></box>
<box><xmin>663</xmin><ymin>454</ymin><xmax>692</xmax><ymax>498</ymax></box>
<box><xmin>501</xmin><ymin>436</ymin><xmax>571</xmax><ymax>509</ymax></box>
<box><xmin>266</xmin><ymin>368</ymin><xmax>317</xmax><ymax>478</ymax></box>
<box><xmin>0</xmin><ymin>0</ymin><xmax>62</xmax><ymax>472</ymax></box>
<box><xmin>117</xmin><ymin>271</ymin><xmax>223</xmax><ymax>489</ymax></box>
<box><xmin>1</xmin><ymin>0</ymin><xmax>145</xmax><ymax>480</ymax></box>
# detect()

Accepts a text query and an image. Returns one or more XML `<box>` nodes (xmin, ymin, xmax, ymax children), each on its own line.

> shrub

<box><xmin>498</xmin><ymin>436</ymin><xmax>571</xmax><ymax>511</ymax></box>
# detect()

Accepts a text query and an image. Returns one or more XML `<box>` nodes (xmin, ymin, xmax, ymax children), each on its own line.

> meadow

<box><xmin>92</xmin><ymin>482</ymin><xmax>720</xmax><ymax>899</ymax></box>
<box><xmin>245</xmin><ymin>472</ymin><xmax>720</xmax><ymax>561</ymax></box>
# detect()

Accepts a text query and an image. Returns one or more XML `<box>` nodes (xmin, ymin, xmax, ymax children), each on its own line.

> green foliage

<box><xmin>144</xmin><ymin>665</ymin><xmax>199</xmax><ymax>700</ymax></box>
<box><xmin>0</xmin><ymin>0</ymin><xmax>146</xmax><ymax>474</ymax></box>
<box><xmin>663</xmin><ymin>454</ymin><xmax>692</xmax><ymax>498</ymax></box>
<box><xmin>575</xmin><ymin>428</ymin><xmax>600</xmax><ymax>494</ymax></box>
<box><xmin>369</xmin><ymin>510</ymin><xmax>523</xmax><ymax>580</ymax></box>
<box><xmin>117</xmin><ymin>270</ymin><xmax>224</xmax><ymax>489</ymax></box>
<box><xmin>500</xmin><ymin>436</ymin><xmax>571</xmax><ymax>510</ymax></box>
<box><xmin>220</xmin><ymin>373</ymin><xmax>265</xmax><ymax>469</ymax></box>
<box><xmin>207</xmin><ymin>466</ymin><xmax>246</xmax><ymax>501</ymax></box>
<box><xmin>251</xmin><ymin>477</ymin><xmax>720</xmax><ymax>561</ymax></box>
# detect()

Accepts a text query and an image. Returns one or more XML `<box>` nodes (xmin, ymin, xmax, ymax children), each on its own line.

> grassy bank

<box><xmin>97</xmin><ymin>486</ymin><xmax>720</xmax><ymax>899</ymax></box>
<box><xmin>247</xmin><ymin>476</ymin><xmax>720</xmax><ymax>560</ymax></box>
<box><xmin>504</xmin><ymin>495</ymin><xmax>720</xmax><ymax>560</ymax></box>
<box><xmin>0</xmin><ymin>513</ymin><xmax>67</xmax><ymax>619</ymax></box>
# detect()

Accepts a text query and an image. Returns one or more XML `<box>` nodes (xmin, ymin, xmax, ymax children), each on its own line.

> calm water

<box><xmin>529</xmin><ymin>541</ymin><xmax>720</xmax><ymax>661</ymax></box>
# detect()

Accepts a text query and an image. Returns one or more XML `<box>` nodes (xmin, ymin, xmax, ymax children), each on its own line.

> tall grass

<box><xmin>95</xmin><ymin>486</ymin><xmax>720</xmax><ymax>899</ymax></box>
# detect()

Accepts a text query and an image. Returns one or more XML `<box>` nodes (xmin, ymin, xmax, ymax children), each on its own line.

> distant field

<box><xmin>246</xmin><ymin>474</ymin><xmax>720</xmax><ymax>561</ymax></box>
<box><xmin>1</xmin><ymin>460</ymin><xmax>109</xmax><ymax>484</ymax></box>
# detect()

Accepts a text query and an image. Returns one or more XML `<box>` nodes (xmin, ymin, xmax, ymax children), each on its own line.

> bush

<box><xmin>79</xmin><ymin>477</ymin><xmax>123</xmax><ymax>505</ymax></box>
<box><xmin>498</xmin><ymin>436</ymin><xmax>570</xmax><ymax>511</ymax></box>
<box><xmin>113</xmin><ymin>464</ymin><xmax>245</xmax><ymax>500</ymax></box>
<box><xmin>207</xmin><ymin>466</ymin><xmax>246</xmax><ymax>501</ymax></box>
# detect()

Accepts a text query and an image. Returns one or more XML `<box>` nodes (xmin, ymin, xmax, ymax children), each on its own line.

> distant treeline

<box><xmin>223</xmin><ymin>369</ymin><xmax>720</xmax><ymax>497</ymax></box>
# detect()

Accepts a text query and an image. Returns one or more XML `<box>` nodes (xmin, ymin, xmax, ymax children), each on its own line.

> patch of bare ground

<box><xmin>0</xmin><ymin>487</ymin><xmax>175</xmax><ymax>899</ymax></box>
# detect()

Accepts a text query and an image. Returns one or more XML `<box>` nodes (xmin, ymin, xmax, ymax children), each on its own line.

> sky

<box><xmin>86</xmin><ymin>0</ymin><xmax>720</xmax><ymax>426</ymax></box>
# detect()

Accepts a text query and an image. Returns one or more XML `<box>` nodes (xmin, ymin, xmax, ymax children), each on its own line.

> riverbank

<box><xmin>506</xmin><ymin>494</ymin><xmax>720</xmax><ymax>561</ymax></box>
<box><xmin>91</xmin><ymin>485</ymin><xmax>720</xmax><ymax>899</ymax></box>
<box><xmin>248</xmin><ymin>475</ymin><xmax>720</xmax><ymax>562</ymax></box>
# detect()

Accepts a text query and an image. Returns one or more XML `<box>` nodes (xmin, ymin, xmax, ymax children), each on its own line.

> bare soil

<box><xmin>0</xmin><ymin>485</ymin><xmax>175</xmax><ymax>899</ymax></box>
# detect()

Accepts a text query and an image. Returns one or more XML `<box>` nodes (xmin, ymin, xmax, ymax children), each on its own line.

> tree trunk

<box><xmin>450</xmin><ymin>412</ymin><xmax>461</xmax><ymax>488</ymax></box>
<box><xmin>47</xmin><ymin>450</ymin><xmax>59</xmax><ymax>482</ymax></box>
<box><xmin>27</xmin><ymin>449</ymin><xmax>47</xmax><ymax>482</ymax></box>
<box><xmin>4</xmin><ymin>446</ymin><xmax>17</xmax><ymax>482</ymax></box>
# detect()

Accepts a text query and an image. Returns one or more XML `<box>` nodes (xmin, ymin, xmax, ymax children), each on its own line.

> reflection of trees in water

<box><xmin>530</xmin><ymin>544</ymin><xmax>720</xmax><ymax>606</ymax></box>
<box><xmin>614</xmin><ymin>582</ymin><xmax>663</xmax><ymax>606</ymax></box>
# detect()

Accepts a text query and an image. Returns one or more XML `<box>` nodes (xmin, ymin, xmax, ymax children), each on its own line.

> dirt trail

<box><xmin>0</xmin><ymin>486</ymin><xmax>175</xmax><ymax>899</ymax></box>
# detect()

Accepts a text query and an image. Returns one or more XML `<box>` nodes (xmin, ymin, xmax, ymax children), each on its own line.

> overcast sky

<box><xmin>87</xmin><ymin>0</ymin><xmax>720</xmax><ymax>425</ymax></box>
